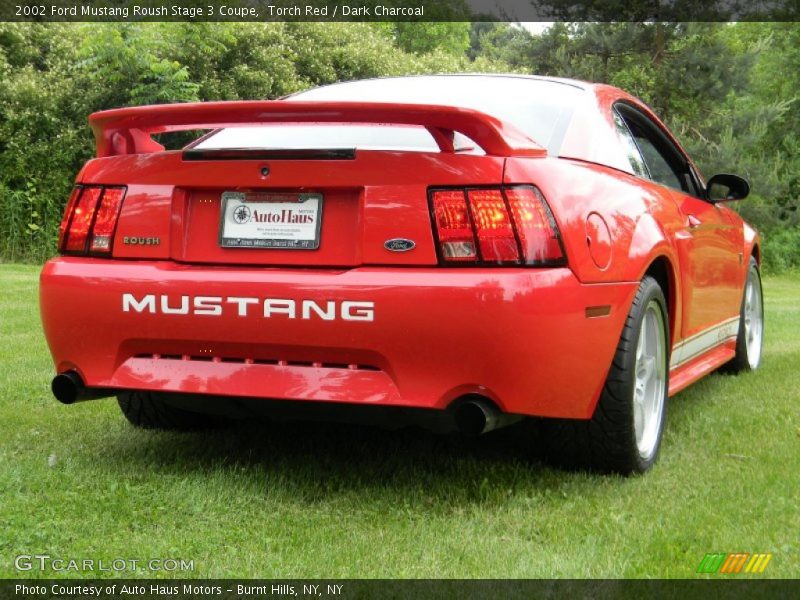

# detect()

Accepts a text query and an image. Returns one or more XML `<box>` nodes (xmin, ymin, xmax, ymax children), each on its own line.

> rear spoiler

<box><xmin>88</xmin><ymin>100</ymin><xmax>547</xmax><ymax>158</ymax></box>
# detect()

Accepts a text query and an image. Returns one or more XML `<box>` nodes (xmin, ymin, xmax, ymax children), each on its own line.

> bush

<box><xmin>761</xmin><ymin>227</ymin><xmax>800</xmax><ymax>273</ymax></box>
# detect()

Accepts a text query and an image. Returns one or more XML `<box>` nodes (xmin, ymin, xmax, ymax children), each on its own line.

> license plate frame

<box><xmin>218</xmin><ymin>191</ymin><xmax>323</xmax><ymax>250</ymax></box>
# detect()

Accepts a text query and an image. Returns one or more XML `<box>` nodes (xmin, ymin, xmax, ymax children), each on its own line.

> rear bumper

<box><xmin>40</xmin><ymin>258</ymin><xmax>637</xmax><ymax>418</ymax></box>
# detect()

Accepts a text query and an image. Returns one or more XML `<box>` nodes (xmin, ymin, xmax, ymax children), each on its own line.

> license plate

<box><xmin>219</xmin><ymin>192</ymin><xmax>323</xmax><ymax>249</ymax></box>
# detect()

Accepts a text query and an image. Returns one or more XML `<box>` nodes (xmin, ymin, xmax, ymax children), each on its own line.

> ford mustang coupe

<box><xmin>40</xmin><ymin>75</ymin><xmax>763</xmax><ymax>474</ymax></box>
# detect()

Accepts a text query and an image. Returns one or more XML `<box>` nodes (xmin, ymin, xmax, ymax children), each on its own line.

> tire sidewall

<box><xmin>625</xmin><ymin>278</ymin><xmax>670</xmax><ymax>472</ymax></box>
<box><xmin>738</xmin><ymin>259</ymin><xmax>764</xmax><ymax>370</ymax></box>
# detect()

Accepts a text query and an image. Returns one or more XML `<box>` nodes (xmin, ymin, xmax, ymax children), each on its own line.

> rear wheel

<box><xmin>723</xmin><ymin>257</ymin><xmax>764</xmax><ymax>373</ymax></box>
<box><xmin>117</xmin><ymin>391</ymin><xmax>218</xmax><ymax>430</ymax></box>
<box><xmin>538</xmin><ymin>275</ymin><xmax>669</xmax><ymax>474</ymax></box>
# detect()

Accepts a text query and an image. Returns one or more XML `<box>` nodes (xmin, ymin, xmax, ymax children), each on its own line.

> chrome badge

<box><xmin>384</xmin><ymin>238</ymin><xmax>416</xmax><ymax>252</ymax></box>
<box><xmin>122</xmin><ymin>236</ymin><xmax>161</xmax><ymax>246</ymax></box>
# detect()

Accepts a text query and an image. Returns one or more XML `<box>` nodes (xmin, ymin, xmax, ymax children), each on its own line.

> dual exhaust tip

<box><xmin>52</xmin><ymin>373</ymin><xmax>518</xmax><ymax>435</ymax></box>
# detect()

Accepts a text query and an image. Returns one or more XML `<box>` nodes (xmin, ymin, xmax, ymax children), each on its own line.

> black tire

<box><xmin>117</xmin><ymin>391</ymin><xmax>218</xmax><ymax>430</ymax></box>
<box><xmin>538</xmin><ymin>275</ymin><xmax>670</xmax><ymax>475</ymax></box>
<box><xmin>722</xmin><ymin>257</ymin><xmax>764</xmax><ymax>373</ymax></box>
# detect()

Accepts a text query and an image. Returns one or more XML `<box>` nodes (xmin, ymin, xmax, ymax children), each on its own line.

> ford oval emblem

<box><xmin>384</xmin><ymin>238</ymin><xmax>416</xmax><ymax>252</ymax></box>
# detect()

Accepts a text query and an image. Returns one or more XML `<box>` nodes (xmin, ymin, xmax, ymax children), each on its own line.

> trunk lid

<box><xmin>78</xmin><ymin>149</ymin><xmax>506</xmax><ymax>267</ymax></box>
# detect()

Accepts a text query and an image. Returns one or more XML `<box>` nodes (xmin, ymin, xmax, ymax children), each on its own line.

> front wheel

<box><xmin>538</xmin><ymin>275</ymin><xmax>669</xmax><ymax>474</ymax></box>
<box><xmin>723</xmin><ymin>257</ymin><xmax>764</xmax><ymax>373</ymax></box>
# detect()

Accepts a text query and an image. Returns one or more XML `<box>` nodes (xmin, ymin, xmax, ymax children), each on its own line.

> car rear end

<box><xmin>40</xmin><ymin>91</ymin><xmax>634</xmax><ymax>428</ymax></box>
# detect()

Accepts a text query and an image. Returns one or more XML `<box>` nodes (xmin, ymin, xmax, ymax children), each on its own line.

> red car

<box><xmin>40</xmin><ymin>75</ymin><xmax>763</xmax><ymax>474</ymax></box>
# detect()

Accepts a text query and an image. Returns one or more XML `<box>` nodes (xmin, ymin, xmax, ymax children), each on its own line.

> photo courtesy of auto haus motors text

<box><xmin>2</xmin><ymin>0</ymin><xmax>799</xmax><ymax>598</ymax></box>
<box><xmin>15</xmin><ymin>583</ymin><xmax>345</xmax><ymax>597</ymax></box>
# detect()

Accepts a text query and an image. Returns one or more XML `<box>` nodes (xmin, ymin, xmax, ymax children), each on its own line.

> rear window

<box><xmin>193</xmin><ymin>76</ymin><xmax>584</xmax><ymax>155</ymax></box>
<box><xmin>195</xmin><ymin>123</ymin><xmax>440</xmax><ymax>153</ymax></box>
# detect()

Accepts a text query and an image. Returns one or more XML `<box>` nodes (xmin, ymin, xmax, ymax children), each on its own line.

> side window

<box><xmin>613</xmin><ymin>111</ymin><xmax>649</xmax><ymax>178</ymax></box>
<box><xmin>614</xmin><ymin>104</ymin><xmax>699</xmax><ymax>197</ymax></box>
<box><xmin>629</xmin><ymin>127</ymin><xmax>683</xmax><ymax>190</ymax></box>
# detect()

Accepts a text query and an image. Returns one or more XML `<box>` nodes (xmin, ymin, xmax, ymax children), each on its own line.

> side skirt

<box><xmin>668</xmin><ymin>316</ymin><xmax>740</xmax><ymax>396</ymax></box>
<box><xmin>668</xmin><ymin>341</ymin><xmax>737</xmax><ymax>396</ymax></box>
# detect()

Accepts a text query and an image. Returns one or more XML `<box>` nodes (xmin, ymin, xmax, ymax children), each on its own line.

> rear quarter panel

<box><xmin>504</xmin><ymin>156</ymin><xmax>685</xmax><ymax>342</ymax></box>
<box><xmin>504</xmin><ymin>156</ymin><xmax>684</xmax><ymax>282</ymax></box>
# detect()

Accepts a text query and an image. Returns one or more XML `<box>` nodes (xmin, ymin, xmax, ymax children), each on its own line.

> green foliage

<box><xmin>77</xmin><ymin>24</ymin><xmax>201</xmax><ymax>107</ymax></box>
<box><xmin>762</xmin><ymin>228</ymin><xmax>800</xmax><ymax>273</ymax></box>
<box><xmin>390</xmin><ymin>22</ymin><xmax>471</xmax><ymax>55</ymax></box>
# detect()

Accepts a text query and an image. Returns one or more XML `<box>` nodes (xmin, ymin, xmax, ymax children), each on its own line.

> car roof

<box><xmin>280</xmin><ymin>73</ymin><xmax>640</xmax><ymax>172</ymax></box>
<box><xmin>302</xmin><ymin>73</ymin><xmax>594</xmax><ymax>93</ymax></box>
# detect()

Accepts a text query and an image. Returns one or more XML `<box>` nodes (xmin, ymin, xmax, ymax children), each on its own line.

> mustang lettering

<box><xmin>121</xmin><ymin>294</ymin><xmax>374</xmax><ymax>321</ymax></box>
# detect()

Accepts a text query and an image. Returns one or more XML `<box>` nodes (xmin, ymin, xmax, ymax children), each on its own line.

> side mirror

<box><xmin>706</xmin><ymin>173</ymin><xmax>750</xmax><ymax>203</ymax></box>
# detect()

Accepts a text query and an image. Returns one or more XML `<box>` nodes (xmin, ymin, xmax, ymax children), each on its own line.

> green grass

<box><xmin>0</xmin><ymin>263</ymin><xmax>798</xmax><ymax>579</ymax></box>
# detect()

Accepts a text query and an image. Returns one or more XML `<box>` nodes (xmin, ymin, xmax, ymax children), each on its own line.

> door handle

<box><xmin>687</xmin><ymin>215</ymin><xmax>702</xmax><ymax>228</ymax></box>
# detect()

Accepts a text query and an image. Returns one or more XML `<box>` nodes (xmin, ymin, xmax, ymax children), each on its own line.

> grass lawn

<box><xmin>0</xmin><ymin>263</ymin><xmax>797</xmax><ymax>579</ymax></box>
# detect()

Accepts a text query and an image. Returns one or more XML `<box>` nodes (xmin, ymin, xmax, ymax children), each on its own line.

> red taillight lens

<box><xmin>504</xmin><ymin>186</ymin><xmax>564</xmax><ymax>264</ymax></box>
<box><xmin>430</xmin><ymin>185</ymin><xmax>564</xmax><ymax>266</ymax></box>
<box><xmin>58</xmin><ymin>187</ymin><xmax>82</xmax><ymax>250</ymax></box>
<box><xmin>431</xmin><ymin>190</ymin><xmax>477</xmax><ymax>262</ymax></box>
<box><xmin>467</xmin><ymin>189</ymin><xmax>519</xmax><ymax>263</ymax></box>
<box><xmin>59</xmin><ymin>185</ymin><xmax>126</xmax><ymax>255</ymax></box>
<box><xmin>64</xmin><ymin>187</ymin><xmax>102</xmax><ymax>253</ymax></box>
<box><xmin>89</xmin><ymin>187</ymin><xmax>126</xmax><ymax>253</ymax></box>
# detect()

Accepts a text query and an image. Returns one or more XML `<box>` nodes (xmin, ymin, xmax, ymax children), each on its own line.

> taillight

<box><xmin>504</xmin><ymin>186</ymin><xmax>564</xmax><ymax>264</ymax></box>
<box><xmin>89</xmin><ymin>187</ymin><xmax>126</xmax><ymax>252</ymax></box>
<box><xmin>58</xmin><ymin>187</ymin><xmax>82</xmax><ymax>250</ymax></box>
<box><xmin>431</xmin><ymin>190</ymin><xmax>477</xmax><ymax>262</ymax></box>
<box><xmin>430</xmin><ymin>185</ymin><xmax>564</xmax><ymax>266</ymax></box>
<box><xmin>64</xmin><ymin>187</ymin><xmax>102</xmax><ymax>253</ymax></box>
<box><xmin>467</xmin><ymin>189</ymin><xmax>519</xmax><ymax>263</ymax></box>
<box><xmin>59</xmin><ymin>185</ymin><xmax>127</xmax><ymax>255</ymax></box>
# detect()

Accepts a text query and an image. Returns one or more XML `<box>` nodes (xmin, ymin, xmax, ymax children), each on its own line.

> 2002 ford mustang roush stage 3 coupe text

<box><xmin>40</xmin><ymin>75</ymin><xmax>764</xmax><ymax>474</ymax></box>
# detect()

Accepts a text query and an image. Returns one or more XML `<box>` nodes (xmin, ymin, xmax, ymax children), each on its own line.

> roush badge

<box><xmin>384</xmin><ymin>238</ymin><xmax>416</xmax><ymax>252</ymax></box>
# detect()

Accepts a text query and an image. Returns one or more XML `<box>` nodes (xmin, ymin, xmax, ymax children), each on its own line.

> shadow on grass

<box><xmin>73</xmin><ymin>363</ymin><xmax>760</xmax><ymax>506</ymax></box>
<box><xmin>86</xmin><ymin>408</ymin><xmax>600</xmax><ymax>507</ymax></box>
